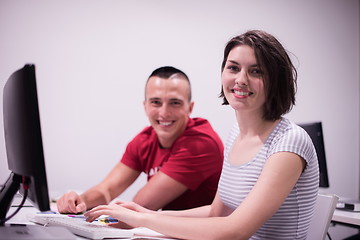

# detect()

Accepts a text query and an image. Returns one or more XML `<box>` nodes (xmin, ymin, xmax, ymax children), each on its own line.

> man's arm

<box><xmin>57</xmin><ymin>162</ymin><xmax>140</xmax><ymax>213</ymax></box>
<box><xmin>132</xmin><ymin>171</ymin><xmax>188</xmax><ymax>211</ymax></box>
<box><xmin>131</xmin><ymin>133</ymin><xmax>223</xmax><ymax>211</ymax></box>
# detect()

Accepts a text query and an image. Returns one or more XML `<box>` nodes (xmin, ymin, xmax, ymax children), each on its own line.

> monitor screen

<box><xmin>299</xmin><ymin>122</ymin><xmax>330</xmax><ymax>188</ymax></box>
<box><xmin>0</xmin><ymin>64</ymin><xmax>50</xmax><ymax>225</ymax></box>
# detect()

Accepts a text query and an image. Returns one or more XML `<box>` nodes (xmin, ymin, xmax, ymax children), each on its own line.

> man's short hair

<box><xmin>146</xmin><ymin>66</ymin><xmax>192</xmax><ymax>101</ymax></box>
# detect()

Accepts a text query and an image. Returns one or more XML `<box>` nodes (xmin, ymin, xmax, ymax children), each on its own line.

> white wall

<box><xmin>0</xmin><ymin>0</ymin><xmax>359</xmax><ymax>238</ymax></box>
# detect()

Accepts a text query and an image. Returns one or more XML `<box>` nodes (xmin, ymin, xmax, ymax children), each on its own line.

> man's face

<box><xmin>144</xmin><ymin>76</ymin><xmax>194</xmax><ymax>148</ymax></box>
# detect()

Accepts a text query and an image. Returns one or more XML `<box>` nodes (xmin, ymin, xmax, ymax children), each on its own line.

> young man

<box><xmin>57</xmin><ymin>66</ymin><xmax>224</xmax><ymax>213</ymax></box>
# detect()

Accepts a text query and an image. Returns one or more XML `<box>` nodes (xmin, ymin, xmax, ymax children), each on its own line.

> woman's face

<box><xmin>221</xmin><ymin>45</ymin><xmax>266</xmax><ymax>115</ymax></box>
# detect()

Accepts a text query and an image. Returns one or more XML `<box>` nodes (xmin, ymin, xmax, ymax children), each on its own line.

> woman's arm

<box><xmin>85</xmin><ymin>152</ymin><xmax>305</xmax><ymax>240</ymax></box>
<box><xmin>159</xmin><ymin>193</ymin><xmax>232</xmax><ymax>218</ymax></box>
<box><xmin>116</xmin><ymin>192</ymin><xmax>230</xmax><ymax>218</ymax></box>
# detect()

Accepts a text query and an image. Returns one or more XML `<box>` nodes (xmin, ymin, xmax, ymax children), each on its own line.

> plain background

<box><xmin>0</xmin><ymin>0</ymin><xmax>359</xmax><ymax>238</ymax></box>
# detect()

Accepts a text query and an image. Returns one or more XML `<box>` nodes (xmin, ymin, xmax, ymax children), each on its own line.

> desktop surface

<box><xmin>0</xmin><ymin>225</ymin><xmax>77</xmax><ymax>240</ymax></box>
<box><xmin>4</xmin><ymin>195</ymin><xmax>360</xmax><ymax>239</ymax></box>
<box><xmin>332</xmin><ymin>209</ymin><xmax>360</xmax><ymax>227</ymax></box>
<box><xmin>2</xmin><ymin>195</ymin><xmax>175</xmax><ymax>240</ymax></box>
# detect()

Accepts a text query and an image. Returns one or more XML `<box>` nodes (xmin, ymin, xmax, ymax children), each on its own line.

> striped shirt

<box><xmin>218</xmin><ymin>118</ymin><xmax>319</xmax><ymax>239</ymax></box>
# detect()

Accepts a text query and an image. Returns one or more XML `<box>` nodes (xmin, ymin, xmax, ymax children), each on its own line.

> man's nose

<box><xmin>159</xmin><ymin>104</ymin><xmax>171</xmax><ymax>117</ymax></box>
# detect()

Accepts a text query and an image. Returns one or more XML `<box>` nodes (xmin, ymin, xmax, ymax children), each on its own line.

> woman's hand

<box><xmin>84</xmin><ymin>202</ymin><xmax>144</xmax><ymax>229</ymax></box>
<box><xmin>84</xmin><ymin>204</ymin><xmax>128</xmax><ymax>223</ymax></box>
<box><xmin>114</xmin><ymin>200</ymin><xmax>155</xmax><ymax>214</ymax></box>
<box><xmin>107</xmin><ymin>221</ymin><xmax>133</xmax><ymax>229</ymax></box>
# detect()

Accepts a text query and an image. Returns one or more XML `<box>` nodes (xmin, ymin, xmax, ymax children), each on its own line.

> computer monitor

<box><xmin>299</xmin><ymin>122</ymin><xmax>330</xmax><ymax>188</ymax></box>
<box><xmin>0</xmin><ymin>64</ymin><xmax>50</xmax><ymax>225</ymax></box>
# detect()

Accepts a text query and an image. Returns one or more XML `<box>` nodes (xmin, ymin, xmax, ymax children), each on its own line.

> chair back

<box><xmin>306</xmin><ymin>193</ymin><xmax>339</xmax><ymax>240</ymax></box>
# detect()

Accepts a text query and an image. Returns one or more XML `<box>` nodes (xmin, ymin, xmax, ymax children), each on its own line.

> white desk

<box><xmin>3</xmin><ymin>205</ymin><xmax>174</xmax><ymax>240</ymax></box>
<box><xmin>7</xmin><ymin>198</ymin><xmax>358</xmax><ymax>239</ymax></box>
<box><xmin>332</xmin><ymin>209</ymin><xmax>360</xmax><ymax>228</ymax></box>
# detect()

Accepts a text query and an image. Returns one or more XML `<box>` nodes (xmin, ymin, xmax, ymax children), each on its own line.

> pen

<box><xmin>98</xmin><ymin>217</ymin><xmax>118</xmax><ymax>224</ymax></box>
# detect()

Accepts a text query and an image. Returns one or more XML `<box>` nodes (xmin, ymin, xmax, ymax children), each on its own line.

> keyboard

<box><xmin>30</xmin><ymin>214</ymin><xmax>134</xmax><ymax>239</ymax></box>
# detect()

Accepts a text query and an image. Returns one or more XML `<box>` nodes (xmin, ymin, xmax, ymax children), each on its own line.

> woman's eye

<box><xmin>227</xmin><ymin>65</ymin><xmax>239</xmax><ymax>72</ymax></box>
<box><xmin>250</xmin><ymin>68</ymin><xmax>263</xmax><ymax>76</ymax></box>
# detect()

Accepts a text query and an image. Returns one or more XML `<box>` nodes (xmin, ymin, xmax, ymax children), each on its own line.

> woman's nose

<box><xmin>235</xmin><ymin>71</ymin><xmax>248</xmax><ymax>86</ymax></box>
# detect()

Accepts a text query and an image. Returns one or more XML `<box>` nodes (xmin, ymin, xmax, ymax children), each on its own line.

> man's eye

<box><xmin>150</xmin><ymin>100</ymin><xmax>161</xmax><ymax>106</ymax></box>
<box><xmin>170</xmin><ymin>101</ymin><xmax>182</xmax><ymax>106</ymax></box>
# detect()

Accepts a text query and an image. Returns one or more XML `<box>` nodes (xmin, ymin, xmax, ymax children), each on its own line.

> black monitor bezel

<box><xmin>0</xmin><ymin>64</ymin><xmax>50</xmax><ymax>224</ymax></box>
<box><xmin>299</xmin><ymin>122</ymin><xmax>330</xmax><ymax>188</ymax></box>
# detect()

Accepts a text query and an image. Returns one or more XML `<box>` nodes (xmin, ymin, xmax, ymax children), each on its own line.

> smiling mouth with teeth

<box><xmin>158</xmin><ymin>121</ymin><xmax>173</xmax><ymax>126</ymax></box>
<box><xmin>233</xmin><ymin>89</ymin><xmax>254</xmax><ymax>96</ymax></box>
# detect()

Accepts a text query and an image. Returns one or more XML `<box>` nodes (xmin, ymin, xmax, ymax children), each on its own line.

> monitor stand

<box><xmin>0</xmin><ymin>225</ymin><xmax>76</xmax><ymax>240</ymax></box>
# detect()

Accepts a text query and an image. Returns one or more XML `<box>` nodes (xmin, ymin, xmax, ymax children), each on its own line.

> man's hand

<box><xmin>56</xmin><ymin>191</ymin><xmax>87</xmax><ymax>213</ymax></box>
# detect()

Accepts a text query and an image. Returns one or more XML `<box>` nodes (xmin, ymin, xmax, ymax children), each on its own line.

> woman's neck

<box><xmin>235</xmin><ymin>110</ymin><xmax>280</xmax><ymax>139</ymax></box>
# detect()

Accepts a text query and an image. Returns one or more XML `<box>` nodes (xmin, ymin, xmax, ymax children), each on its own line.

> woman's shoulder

<box><xmin>274</xmin><ymin>118</ymin><xmax>308</xmax><ymax>139</ymax></box>
<box><xmin>269</xmin><ymin>118</ymin><xmax>316</xmax><ymax>163</ymax></box>
<box><xmin>268</xmin><ymin>118</ymin><xmax>314</xmax><ymax>153</ymax></box>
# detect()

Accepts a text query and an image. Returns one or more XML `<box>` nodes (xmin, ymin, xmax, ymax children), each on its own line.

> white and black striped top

<box><xmin>218</xmin><ymin>118</ymin><xmax>319</xmax><ymax>240</ymax></box>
